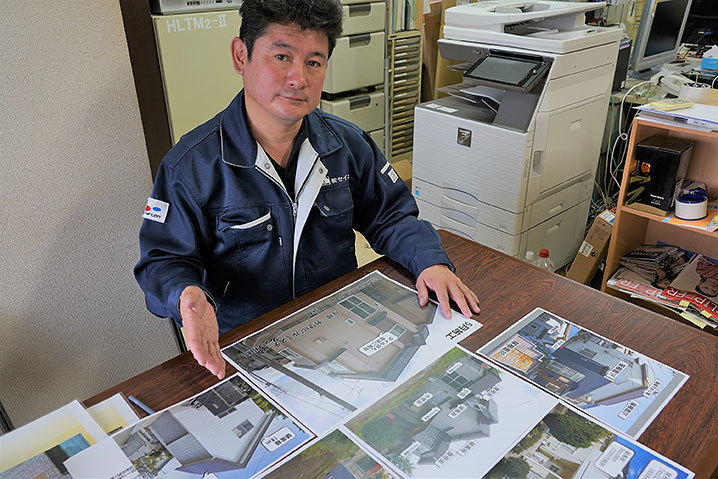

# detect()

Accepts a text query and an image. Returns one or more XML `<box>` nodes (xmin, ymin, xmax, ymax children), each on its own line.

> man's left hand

<box><xmin>416</xmin><ymin>264</ymin><xmax>481</xmax><ymax>318</ymax></box>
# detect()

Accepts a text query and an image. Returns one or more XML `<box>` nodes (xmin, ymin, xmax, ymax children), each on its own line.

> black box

<box><xmin>626</xmin><ymin>136</ymin><xmax>693</xmax><ymax>216</ymax></box>
<box><xmin>612</xmin><ymin>37</ymin><xmax>632</xmax><ymax>92</ymax></box>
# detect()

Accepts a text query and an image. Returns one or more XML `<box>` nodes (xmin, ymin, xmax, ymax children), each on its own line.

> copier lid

<box><xmin>443</xmin><ymin>0</ymin><xmax>621</xmax><ymax>54</ymax></box>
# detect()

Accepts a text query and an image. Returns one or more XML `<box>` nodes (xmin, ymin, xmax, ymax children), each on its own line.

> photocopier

<box><xmin>411</xmin><ymin>1</ymin><xmax>621</xmax><ymax>269</ymax></box>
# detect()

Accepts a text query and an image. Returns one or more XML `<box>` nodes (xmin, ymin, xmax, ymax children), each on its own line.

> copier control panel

<box><xmin>464</xmin><ymin>50</ymin><xmax>550</xmax><ymax>92</ymax></box>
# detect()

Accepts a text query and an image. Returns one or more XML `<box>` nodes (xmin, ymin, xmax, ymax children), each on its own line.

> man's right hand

<box><xmin>179</xmin><ymin>286</ymin><xmax>226</xmax><ymax>380</ymax></box>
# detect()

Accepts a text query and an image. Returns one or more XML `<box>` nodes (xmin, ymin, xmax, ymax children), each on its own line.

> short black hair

<box><xmin>696</xmin><ymin>277</ymin><xmax>718</xmax><ymax>297</ymax></box>
<box><xmin>239</xmin><ymin>0</ymin><xmax>343</xmax><ymax>59</ymax></box>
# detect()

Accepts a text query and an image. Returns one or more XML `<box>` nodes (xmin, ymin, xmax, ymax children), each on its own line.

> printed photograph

<box><xmin>0</xmin><ymin>400</ymin><xmax>107</xmax><ymax>477</ymax></box>
<box><xmin>0</xmin><ymin>434</ymin><xmax>89</xmax><ymax>479</ymax></box>
<box><xmin>479</xmin><ymin>308</ymin><xmax>688</xmax><ymax>437</ymax></box>
<box><xmin>484</xmin><ymin>404</ymin><xmax>692</xmax><ymax>479</ymax></box>
<box><xmin>222</xmin><ymin>271</ymin><xmax>480</xmax><ymax>434</ymax></box>
<box><xmin>345</xmin><ymin>347</ymin><xmax>557</xmax><ymax>478</ymax></box>
<box><xmin>266</xmin><ymin>429</ymin><xmax>396</xmax><ymax>479</ymax></box>
<box><xmin>68</xmin><ymin>374</ymin><xmax>312</xmax><ymax>479</ymax></box>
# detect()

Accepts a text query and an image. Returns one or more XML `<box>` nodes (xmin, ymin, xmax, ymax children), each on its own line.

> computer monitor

<box><xmin>630</xmin><ymin>0</ymin><xmax>693</xmax><ymax>73</ymax></box>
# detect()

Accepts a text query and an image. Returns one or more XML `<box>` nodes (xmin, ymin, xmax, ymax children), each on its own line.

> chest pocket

<box><xmin>217</xmin><ymin>207</ymin><xmax>276</xmax><ymax>252</ymax></box>
<box><xmin>314</xmin><ymin>183</ymin><xmax>353</xmax><ymax>219</ymax></box>
<box><xmin>302</xmin><ymin>185</ymin><xmax>355</xmax><ymax>273</ymax></box>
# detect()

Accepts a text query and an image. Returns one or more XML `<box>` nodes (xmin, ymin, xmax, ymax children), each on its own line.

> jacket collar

<box><xmin>220</xmin><ymin>90</ymin><xmax>342</xmax><ymax>168</ymax></box>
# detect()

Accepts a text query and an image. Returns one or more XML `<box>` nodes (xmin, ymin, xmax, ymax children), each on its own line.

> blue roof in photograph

<box><xmin>552</xmin><ymin>348</ymin><xmax>611</xmax><ymax>399</ymax></box>
<box><xmin>325</xmin><ymin>463</ymin><xmax>355</xmax><ymax>479</ymax></box>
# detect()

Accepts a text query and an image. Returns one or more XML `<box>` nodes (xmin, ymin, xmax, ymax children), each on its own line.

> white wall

<box><xmin>0</xmin><ymin>1</ymin><xmax>178</xmax><ymax>426</ymax></box>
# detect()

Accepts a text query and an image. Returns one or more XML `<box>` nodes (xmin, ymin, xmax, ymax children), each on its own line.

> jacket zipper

<box><xmin>255</xmin><ymin>165</ymin><xmax>298</xmax><ymax>299</ymax></box>
<box><xmin>256</xmin><ymin>153</ymin><xmax>320</xmax><ymax>300</ymax></box>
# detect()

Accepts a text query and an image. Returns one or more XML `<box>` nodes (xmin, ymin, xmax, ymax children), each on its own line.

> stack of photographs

<box><xmin>27</xmin><ymin>271</ymin><xmax>693</xmax><ymax>479</ymax></box>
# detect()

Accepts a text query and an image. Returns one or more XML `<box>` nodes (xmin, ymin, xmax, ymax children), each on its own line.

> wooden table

<box><xmin>86</xmin><ymin>231</ymin><xmax>718</xmax><ymax>477</ymax></box>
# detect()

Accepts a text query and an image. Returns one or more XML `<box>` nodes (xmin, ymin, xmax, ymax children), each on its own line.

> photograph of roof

<box><xmin>345</xmin><ymin>347</ymin><xmax>557</xmax><ymax>478</ymax></box>
<box><xmin>267</xmin><ymin>429</ymin><xmax>396</xmax><ymax>479</ymax></box>
<box><xmin>479</xmin><ymin>308</ymin><xmax>689</xmax><ymax>438</ymax></box>
<box><xmin>222</xmin><ymin>271</ymin><xmax>480</xmax><ymax>434</ymax></box>
<box><xmin>106</xmin><ymin>374</ymin><xmax>312</xmax><ymax>479</ymax></box>
<box><xmin>483</xmin><ymin>404</ymin><xmax>692</xmax><ymax>479</ymax></box>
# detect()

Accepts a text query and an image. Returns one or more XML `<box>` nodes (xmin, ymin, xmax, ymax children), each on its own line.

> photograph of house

<box><xmin>0</xmin><ymin>434</ymin><xmax>89</xmax><ymax>479</ymax></box>
<box><xmin>345</xmin><ymin>347</ymin><xmax>557</xmax><ymax>478</ymax></box>
<box><xmin>222</xmin><ymin>272</ymin><xmax>479</xmax><ymax>434</ymax></box>
<box><xmin>109</xmin><ymin>374</ymin><xmax>312</xmax><ymax>479</ymax></box>
<box><xmin>483</xmin><ymin>404</ymin><xmax>691</xmax><ymax>479</ymax></box>
<box><xmin>267</xmin><ymin>429</ymin><xmax>396</xmax><ymax>479</ymax></box>
<box><xmin>480</xmin><ymin>309</ymin><xmax>688</xmax><ymax>437</ymax></box>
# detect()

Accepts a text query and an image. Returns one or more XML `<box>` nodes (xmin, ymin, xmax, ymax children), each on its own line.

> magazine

<box><xmin>607</xmin><ymin>267</ymin><xmax>683</xmax><ymax>310</ymax></box>
<box><xmin>607</xmin><ymin>264</ymin><xmax>717</xmax><ymax>330</ymax></box>
<box><xmin>660</xmin><ymin>254</ymin><xmax>718</xmax><ymax>322</ymax></box>
<box><xmin>618</xmin><ymin>245</ymin><xmax>693</xmax><ymax>290</ymax></box>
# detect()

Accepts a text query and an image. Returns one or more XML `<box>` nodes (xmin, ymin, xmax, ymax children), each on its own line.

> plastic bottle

<box><xmin>524</xmin><ymin>250</ymin><xmax>535</xmax><ymax>263</ymax></box>
<box><xmin>533</xmin><ymin>249</ymin><xmax>555</xmax><ymax>272</ymax></box>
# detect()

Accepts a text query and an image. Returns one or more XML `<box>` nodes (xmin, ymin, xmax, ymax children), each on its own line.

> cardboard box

<box><xmin>567</xmin><ymin>211</ymin><xmax>615</xmax><ymax>284</ymax></box>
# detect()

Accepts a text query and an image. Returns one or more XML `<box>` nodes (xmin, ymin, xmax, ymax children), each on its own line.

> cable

<box><xmin>610</xmin><ymin>82</ymin><xmax>650</xmax><ymax>188</ymax></box>
<box><xmin>617</xmin><ymin>81</ymin><xmax>651</xmax><ymax>136</ymax></box>
<box><xmin>604</xmin><ymin>97</ymin><xmax>617</xmax><ymax>194</ymax></box>
<box><xmin>712</xmin><ymin>75</ymin><xmax>718</xmax><ymax>89</ymax></box>
<box><xmin>610</xmin><ymin>121</ymin><xmax>633</xmax><ymax>190</ymax></box>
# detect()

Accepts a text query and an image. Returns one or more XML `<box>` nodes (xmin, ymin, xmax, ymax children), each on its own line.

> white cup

<box><xmin>675</xmin><ymin>193</ymin><xmax>708</xmax><ymax>220</ymax></box>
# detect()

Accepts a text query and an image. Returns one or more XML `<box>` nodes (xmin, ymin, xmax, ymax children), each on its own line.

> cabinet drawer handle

<box><xmin>349</xmin><ymin>34</ymin><xmax>371</xmax><ymax>47</ymax></box>
<box><xmin>349</xmin><ymin>95</ymin><xmax>371</xmax><ymax>109</ymax></box>
<box><xmin>549</xmin><ymin>202</ymin><xmax>564</xmax><ymax>215</ymax></box>
<box><xmin>348</xmin><ymin>3</ymin><xmax>371</xmax><ymax>15</ymax></box>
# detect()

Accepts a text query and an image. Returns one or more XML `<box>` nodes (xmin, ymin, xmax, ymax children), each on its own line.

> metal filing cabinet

<box><xmin>387</xmin><ymin>31</ymin><xmax>421</xmax><ymax>167</ymax></box>
<box><xmin>321</xmin><ymin>0</ymin><xmax>387</xmax><ymax>153</ymax></box>
<box><xmin>152</xmin><ymin>8</ymin><xmax>242</xmax><ymax>144</ymax></box>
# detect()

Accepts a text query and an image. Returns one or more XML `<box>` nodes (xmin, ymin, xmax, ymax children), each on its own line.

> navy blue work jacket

<box><xmin>135</xmin><ymin>91</ymin><xmax>452</xmax><ymax>334</ymax></box>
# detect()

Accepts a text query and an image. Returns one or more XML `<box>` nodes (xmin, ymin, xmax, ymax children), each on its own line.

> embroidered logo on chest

<box><xmin>322</xmin><ymin>174</ymin><xmax>350</xmax><ymax>186</ymax></box>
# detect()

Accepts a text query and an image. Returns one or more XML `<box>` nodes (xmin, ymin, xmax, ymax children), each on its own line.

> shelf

<box><xmin>620</xmin><ymin>206</ymin><xmax>718</xmax><ymax>239</ymax></box>
<box><xmin>635</xmin><ymin>117</ymin><xmax>718</xmax><ymax>140</ymax></box>
<box><xmin>603</xmin><ymin>114</ymin><xmax>718</xmax><ymax>334</ymax></box>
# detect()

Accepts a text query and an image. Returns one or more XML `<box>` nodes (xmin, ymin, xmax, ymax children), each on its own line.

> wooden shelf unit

<box><xmin>602</xmin><ymin>116</ymin><xmax>718</xmax><ymax>331</ymax></box>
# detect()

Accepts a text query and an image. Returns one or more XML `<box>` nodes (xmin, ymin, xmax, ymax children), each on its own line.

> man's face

<box><xmin>697</xmin><ymin>277</ymin><xmax>718</xmax><ymax>297</ymax></box>
<box><xmin>232</xmin><ymin>23</ymin><xmax>329</xmax><ymax>128</ymax></box>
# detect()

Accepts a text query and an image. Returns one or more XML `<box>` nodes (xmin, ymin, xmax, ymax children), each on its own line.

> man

<box><xmin>135</xmin><ymin>0</ymin><xmax>480</xmax><ymax>380</ymax></box>
<box><xmin>695</xmin><ymin>257</ymin><xmax>718</xmax><ymax>298</ymax></box>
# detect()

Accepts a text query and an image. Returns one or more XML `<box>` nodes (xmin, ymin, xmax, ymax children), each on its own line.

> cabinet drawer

<box><xmin>324</xmin><ymin>32</ymin><xmax>385</xmax><ymax>93</ymax></box>
<box><xmin>522</xmin><ymin>199</ymin><xmax>590</xmax><ymax>269</ymax></box>
<box><xmin>321</xmin><ymin>91</ymin><xmax>384</xmax><ymax>132</ymax></box>
<box><xmin>524</xmin><ymin>176</ymin><xmax>592</xmax><ymax>230</ymax></box>
<box><xmin>342</xmin><ymin>2</ymin><xmax>385</xmax><ymax>35</ymax></box>
<box><xmin>416</xmin><ymin>198</ymin><xmax>521</xmax><ymax>256</ymax></box>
